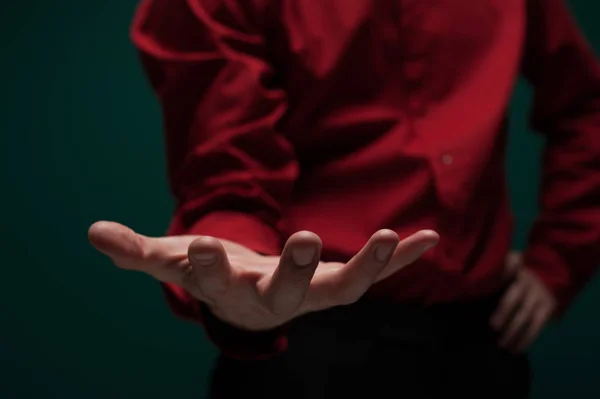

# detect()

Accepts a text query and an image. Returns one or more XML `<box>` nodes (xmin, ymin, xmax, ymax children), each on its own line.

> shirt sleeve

<box><xmin>520</xmin><ymin>0</ymin><xmax>600</xmax><ymax>315</ymax></box>
<box><xmin>130</xmin><ymin>0</ymin><xmax>295</xmax><ymax>357</ymax></box>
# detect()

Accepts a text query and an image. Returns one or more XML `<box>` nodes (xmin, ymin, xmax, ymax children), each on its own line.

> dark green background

<box><xmin>2</xmin><ymin>1</ymin><xmax>599</xmax><ymax>397</ymax></box>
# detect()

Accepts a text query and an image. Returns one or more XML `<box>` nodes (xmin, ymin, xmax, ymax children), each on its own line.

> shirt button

<box><xmin>441</xmin><ymin>154</ymin><xmax>453</xmax><ymax>165</ymax></box>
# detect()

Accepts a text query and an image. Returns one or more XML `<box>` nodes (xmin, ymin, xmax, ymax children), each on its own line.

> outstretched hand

<box><xmin>88</xmin><ymin>221</ymin><xmax>439</xmax><ymax>332</ymax></box>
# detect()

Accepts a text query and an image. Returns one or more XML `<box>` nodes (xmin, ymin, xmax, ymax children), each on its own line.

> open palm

<box><xmin>89</xmin><ymin>221</ymin><xmax>439</xmax><ymax>331</ymax></box>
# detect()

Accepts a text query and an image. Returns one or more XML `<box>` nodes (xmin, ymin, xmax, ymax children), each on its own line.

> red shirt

<box><xmin>131</xmin><ymin>0</ymin><xmax>600</xmax><ymax>354</ymax></box>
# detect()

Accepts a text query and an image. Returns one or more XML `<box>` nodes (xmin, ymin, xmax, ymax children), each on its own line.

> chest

<box><xmin>270</xmin><ymin>0</ymin><xmax>526</xmax><ymax>101</ymax></box>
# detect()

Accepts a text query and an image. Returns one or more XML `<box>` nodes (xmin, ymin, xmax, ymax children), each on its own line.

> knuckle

<box><xmin>264</xmin><ymin>298</ymin><xmax>288</xmax><ymax>316</ymax></box>
<box><xmin>354</xmin><ymin>263</ymin><xmax>379</xmax><ymax>282</ymax></box>
<box><xmin>183</xmin><ymin>277</ymin><xmax>216</xmax><ymax>305</ymax></box>
<box><xmin>279</xmin><ymin>272</ymin><xmax>313</xmax><ymax>297</ymax></box>
<box><xmin>289</xmin><ymin>266</ymin><xmax>317</xmax><ymax>282</ymax></box>
<box><xmin>133</xmin><ymin>236</ymin><xmax>155</xmax><ymax>265</ymax></box>
<box><xmin>180</xmin><ymin>265</ymin><xmax>198</xmax><ymax>290</ymax></box>
<box><xmin>197</xmin><ymin>274</ymin><xmax>229</xmax><ymax>300</ymax></box>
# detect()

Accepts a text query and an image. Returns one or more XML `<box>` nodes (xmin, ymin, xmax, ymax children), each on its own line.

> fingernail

<box><xmin>375</xmin><ymin>244</ymin><xmax>395</xmax><ymax>262</ymax></box>
<box><xmin>292</xmin><ymin>247</ymin><xmax>316</xmax><ymax>267</ymax></box>
<box><xmin>192</xmin><ymin>253</ymin><xmax>218</xmax><ymax>266</ymax></box>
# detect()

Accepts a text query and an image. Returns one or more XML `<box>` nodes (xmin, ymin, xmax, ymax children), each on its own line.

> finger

<box><xmin>374</xmin><ymin>230</ymin><xmax>440</xmax><ymax>282</ymax></box>
<box><xmin>502</xmin><ymin>251</ymin><xmax>523</xmax><ymax>283</ymax></box>
<box><xmin>514</xmin><ymin>305</ymin><xmax>552</xmax><ymax>352</ymax></box>
<box><xmin>188</xmin><ymin>237</ymin><xmax>234</xmax><ymax>300</ymax></box>
<box><xmin>260</xmin><ymin>231</ymin><xmax>322</xmax><ymax>315</ymax></box>
<box><xmin>489</xmin><ymin>281</ymin><xmax>526</xmax><ymax>330</ymax></box>
<box><xmin>88</xmin><ymin>221</ymin><xmax>147</xmax><ymax>265</ymax></box>
<box><xmin>88</xmin><ymin>221</ymin><xmax>191</xmax><ymax>283</ymax></box>
<box><xmin>326</xmin><ymin>229</ymin><xmax>400</xmax><ymax>306</ymax></box>
<box><xmin>499</xmin><ymin>293</ymin><xmax>537</xmax><ymax>350</ymax></box>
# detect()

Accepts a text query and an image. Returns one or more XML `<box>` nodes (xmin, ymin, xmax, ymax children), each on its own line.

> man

<box><xmin>88</xmin><ymin>0</ymin><xmax>600</xmax><ymax>397</ymax></box>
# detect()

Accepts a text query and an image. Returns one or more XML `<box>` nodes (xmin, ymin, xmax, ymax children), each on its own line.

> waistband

<box><xmin>290</xmin><ymin>289</ymin><xmax>504</xmax><ymax>345</ymax></box>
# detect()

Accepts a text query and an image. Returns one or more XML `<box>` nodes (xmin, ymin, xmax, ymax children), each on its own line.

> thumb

<box><xmin>88</xmin><ymin>221</ymin><xmax>150</xmax><ymax>270</ymax></box>
<box><xmin>88</xmin><ymin>221</ymin><xmax>198</xmax><ymax>285</ymax></box>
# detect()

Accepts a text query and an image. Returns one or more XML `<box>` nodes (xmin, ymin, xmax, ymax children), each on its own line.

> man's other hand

<box><xmin>490</xmin><ymin>252</ymin><xmax>556</xmax><ymax>353</ymax></box>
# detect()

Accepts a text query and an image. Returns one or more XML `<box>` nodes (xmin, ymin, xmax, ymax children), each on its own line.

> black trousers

<box><xmin>209</xmin><ymin>293</ymin><xmax>531</xmax><ymax>398</ymax></box>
